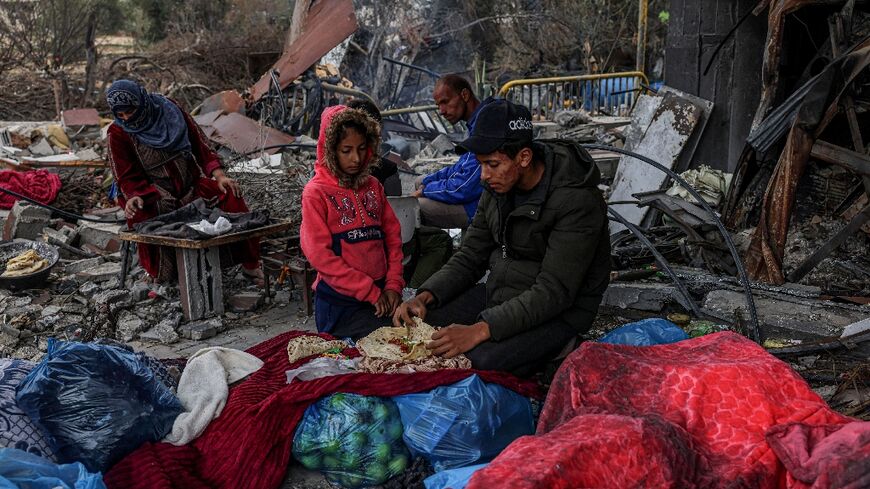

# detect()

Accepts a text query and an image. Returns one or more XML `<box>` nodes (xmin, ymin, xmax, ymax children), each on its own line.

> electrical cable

<box><xmin>0</xmin><ymin>186</ymin><xmax>126</xmax><ymax>224</ymax></box>
<box><xmin>583</xmin><ymin>143</ymin><xmax>761</xmax><ymax>343</ymax></box>
<box><xmin>607</xmin><ymin>207</ymin><xmax>703</xmax><ymax>317</ymax></box>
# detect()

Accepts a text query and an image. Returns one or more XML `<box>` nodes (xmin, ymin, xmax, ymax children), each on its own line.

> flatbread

<box><xmin>357</xmin><ymin>317</ymin><xmax>436</xmax><ymax>361</ymax></box>
<box><xmin>2</xmin><ymin>249</ymin><xmax>49</xmax><ymax>277</ymax></box>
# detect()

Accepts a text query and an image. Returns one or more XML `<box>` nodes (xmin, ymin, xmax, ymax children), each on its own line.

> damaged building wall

<box><xmin>665</xmin><ymin>0</ymin><xmax>767</xmax><ymax>172</ymax></box>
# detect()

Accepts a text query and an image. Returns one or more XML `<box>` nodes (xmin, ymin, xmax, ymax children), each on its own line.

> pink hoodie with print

<box><xmin>300</xmin><ymin>105</ymin><xmax>405</xmax><ymax>304</ymax></box>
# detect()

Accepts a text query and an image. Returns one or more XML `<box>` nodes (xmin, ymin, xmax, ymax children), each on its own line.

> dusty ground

<box><xmin>128</xmin><ymin>290</ymin><xmax>316</xmax><ymax>359</ymax></box>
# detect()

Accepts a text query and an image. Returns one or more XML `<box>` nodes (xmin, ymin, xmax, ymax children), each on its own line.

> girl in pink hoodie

<box><xmin>300</xmin><ymin>105</ymin><xmax>405</xmax><ymax>339</ymax></box>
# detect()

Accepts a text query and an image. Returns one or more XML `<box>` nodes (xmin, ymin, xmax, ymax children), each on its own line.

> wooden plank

<box><xmin>810</xmin><ymin>140</ymin><xmax>870</xmax><ymax>177</ymax></box>
<box><xmin>18</xmin><ymin>160</ymin><xmax>108</xmax><ymax>169</ymax></box>
<box><xmin>787</xmin><ymin>203</ymin><xmax>870</xmax><ymax>283</ymax></box>
<box><xmin>119</xmin><ymin>220</ymin><xmax>294</xmax><ymax>249</ymax></box>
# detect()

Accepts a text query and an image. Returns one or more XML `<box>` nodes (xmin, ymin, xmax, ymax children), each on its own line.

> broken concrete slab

<box><xmin>0</xmin><ymin>330</ymin><xmax>18</xmax><ymax>349</ymax></box>
<box><xmin>116</xmin><ymin>310</ymin><xmax>147</xmax><ymax>342</ymax></box>
<box><xmin>75</xmin><ymin>261</ymin><xmax>121</xmax><ymax>282</ymax></box>
<box><xmin>841</xmin><ymin>317</ymin><xmax>870</xmax><ymax>338</ymax></box>
<box><xmin>139</xmin><ymin>318</ymin><xmax>181</xmax><ymax>344</ymax></box>
<box><xmin>179</xmin><ymin>317</ymin><xmax>223</xmax><ymax>341</ymax></box>
<box><xmin>92</xmin><ymin>289</ymin><xmax>130</xmax><ymax>309</ymax></box>
<box><xmin>61</xmin><ymin>108</ymin><xmax>100</xmax><ymax>129</ymax></box>
<box><xmin>77</xmin><ymin>221</ymin><xmax>123</xmax><ymax>252</ymax></box>
<box><xmin>702</xmin><ymin>289</ymin><xmax>869</xmax><ymax>340</ymax></box>
<box><xmin>63</xmin><ymin>257</ymin><xmax>105</xmax><ymax>275</ymax></box>
<box><xmin>601</xmin><ymin>282</ymin><xmax>681</xmax><ymax>312</ymax></box>
<box><xmin>130</xmin><ymin>282</ymin><xmax>152</xmax><ymax>302</ymax></box>
<box><xmin>3</xmin><ymin>201</ymin><xmax>51</xmax><ymax>241</ymax></box>
<box><xmin>228</xmin><ymin>291</ymin><xmax>264</xmax><ymax>312</ymax></box>
<box><xmin>27</xmin><ymin>138</ymin><xmax>54</xmax><ymax>157</ymax></box>
<box><xmin>78</xmin><ymin>281</ymin><xmax>101</xmax><ymax>297</ymax></box>
<box><xmin>43</xmin><ymin>227</ymin><xmax>77</xmax><ymax>245</ymax></box>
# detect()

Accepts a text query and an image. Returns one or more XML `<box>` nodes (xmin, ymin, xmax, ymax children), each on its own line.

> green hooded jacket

<box><xmin>419</xmin><ymin>140</ymin><xmax>611</xmax><ymax>341</ymax></box>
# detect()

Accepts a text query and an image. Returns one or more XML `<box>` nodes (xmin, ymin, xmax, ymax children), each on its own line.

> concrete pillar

<box><xmin>665</xmin><ymin>0</ymin><xmax>767</xmax><ymax>171</ymax></box>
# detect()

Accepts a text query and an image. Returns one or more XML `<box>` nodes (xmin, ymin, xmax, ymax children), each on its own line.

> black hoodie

<box><xmin>420</xmin><ymin>140</ymin><xmax>611</xmax><ymax>341</ymax></box>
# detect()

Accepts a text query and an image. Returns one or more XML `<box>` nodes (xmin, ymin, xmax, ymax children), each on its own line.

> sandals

<box><xmin>241</xmin><ymin>266</ymin><xmax>266</xmax><ymax>288</ymax></box>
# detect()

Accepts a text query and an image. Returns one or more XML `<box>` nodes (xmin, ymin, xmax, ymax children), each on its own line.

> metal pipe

<box><xmin>636</xmin><ymin>0</ymin><xmax>649</xmax><ymax>74</ymax></box>
<box><xmin>319</xmin><ymin>82</ymin><xmax>376</xmax><ymax>103</ymax></box>
<box><xmin>583</xmin><ymin>143</ymin><xmax>762</xmax><ymax>343</ymax></box>
<box><xmin>381</xmin><ymin>56</ymin><xmax>442</xmax><ymax>78</ymax></box>
<box><xmin>607</xmin><ymin>207</ymin><xmax>703</xmax><ymax>317</ymax></box>
<box><xmin>381</xmin><ymin>105</ymin><xmax>438</xmax><ymax>116</ymax></box>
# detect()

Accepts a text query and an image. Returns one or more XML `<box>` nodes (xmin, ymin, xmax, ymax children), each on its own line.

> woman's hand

<box><xmin>212</xmin><ymin>169</ymin><xmax>241</xmax><ymax>197</ymax></box>
<box><xmin>125</xmin><ymin>196</ymin><xmax>144</xmax><ymax>219</ymax></box>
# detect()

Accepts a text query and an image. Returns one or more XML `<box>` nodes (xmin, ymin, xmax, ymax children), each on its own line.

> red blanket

<box><xmin>0</xmin><ymin>169</ymin><xmax>62</xmax><ymax>209</ymax></box>
<box><xmin>468</xmin><ymin>332</ymin><xmax>863</xmax><ymax>489</ymax></box>
<box><xmin>104</xmin><ymin>331</ymin><xmax>539</xmax><ymax>489</ymax></box>
<box><xmin>767</xmin><ymin>421</ymin><xmax>870</xmax><ymax>489</ymax></box>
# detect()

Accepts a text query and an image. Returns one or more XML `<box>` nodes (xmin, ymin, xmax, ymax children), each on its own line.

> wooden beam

<box><xmin>810</xmin><ymin>140</ymin><xmax>870</xmax><ymax>177</ymax></box>
<box><xmin>285</xmin><ymin>0</ymin><xmax>315</xmax><ymax>52</ymax></box>
<box><xmin>119</xmin><ymin>221</ymin><xmax>293</xmax><ymax>249</ymax></box>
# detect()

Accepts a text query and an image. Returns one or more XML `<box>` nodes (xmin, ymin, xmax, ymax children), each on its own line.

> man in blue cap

<box><xmin>414</xmin><ymin>75</ymin><xmax>492</xmax><ymax>229</ymax></box>
<box><xmin>394</xmin><ymin>99</ymin><xmax>611</xmax><ymax>375</ymax></box>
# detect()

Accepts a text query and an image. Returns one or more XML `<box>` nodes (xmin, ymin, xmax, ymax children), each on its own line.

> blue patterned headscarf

<box><xmin>106</xmin><ymin>79</ymin><xmax>191</xmax><ymax>153</ymax></box>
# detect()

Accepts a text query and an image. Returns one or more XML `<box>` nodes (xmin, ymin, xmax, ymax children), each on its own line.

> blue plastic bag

<box><xmin>423</xmin><ymin>463</ymin><xmax>488</xmax><ymax>489</ymax></box>
<box><xmin>393</xmin><ymin>374</ymin><xmax>534</xmax><ymax>471</ymax></box>
<box><xmin>0</xmin><ymin>447</ymin><xmax>106</xmax><ymax>489</ymax></box>
<box><xmin>599</xmin><ymin>318</ymin><xmax>688</xmax><ymax>346</ymax></box>
<box><xmin>292</xmin><ymin>393</ymin><xmax>410</xmax><ymax>488</ymax></box>
<box><xmin>15</xmin><ymin>339</ymin><xmax>183</xmax><ymax>473</ymax></box>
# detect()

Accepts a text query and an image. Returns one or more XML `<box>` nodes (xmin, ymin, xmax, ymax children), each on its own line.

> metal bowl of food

<box><xmin>0</xmin><ymin>240</ymin><xmax>60</xmax><ymax>290</ymax></box>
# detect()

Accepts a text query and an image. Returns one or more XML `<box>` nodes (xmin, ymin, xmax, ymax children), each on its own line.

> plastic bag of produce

<box><xmin>292</xmin><ymin>393</ymin><xmax>409</xmax><ymax>488</ymax></box>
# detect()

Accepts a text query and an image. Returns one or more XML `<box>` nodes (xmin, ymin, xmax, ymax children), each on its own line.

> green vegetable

<box><xmin>296</xmin><ymin>453</ymin><xmax>321</xmax><ymax>469</ymax></box>
<box><xmin>329</xmin><ymin>393</ymin><xmax>347</xmax><ymax>408</ymax></box>
<box><xmin>369</xmin><ymin>424</ymin><xmax>390</xmax><ymax>444</ymax></box>
<box><xmin>373</xmin><ymin>442</ymin><xmax>392</xmax><ymax>462</ymax></box>
<box><xmin>337</xmin><ymin>450</ymin><xmax>361</xmax><ymax>468</ymax></box>
<box><xmin>387</xmin><ymin>419</ymin><xmax>404</xmax><ymax>440</ymax></box>
<box><xmin>348</xmin><ymin>431</ymin><xmax>369</xmax><ymax>452</ymax></box>
<box><xmin>322</xmin><ymin>455</ymin><xmax>342</xmax><ymax>470</ymax></box>
<box><xmin>322</xmin><ymin>439</ymin><xmax>341</xmax><ymax>455</ymax></box>
<box><xmin>372</xmin><ymin>403</ymin><xmax>391</xmax><ymax>421</ymax></box>
<box><xmin>388</xmin><ymin>454</ymin><xmax>409</xmax><ymax>475</ymax></box>
<box><xmin>365</xmin><ymin>462</ymin><xmax>389</xmax><ymax>483</ymax></box>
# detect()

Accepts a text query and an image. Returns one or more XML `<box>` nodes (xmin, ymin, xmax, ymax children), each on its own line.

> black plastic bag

<box><xmin>15</xmin><ymin>339</ymin><xmax>183</xmax><ymax>472</ymax></box>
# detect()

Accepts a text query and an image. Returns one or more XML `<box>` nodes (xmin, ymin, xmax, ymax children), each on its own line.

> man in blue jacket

<box><xmin>414</xmin><ymin>75</ymin><xmax>492</xmax><ymax>229</ymax></box>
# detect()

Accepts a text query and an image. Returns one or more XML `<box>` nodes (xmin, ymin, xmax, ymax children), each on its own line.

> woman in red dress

<box><xmin>106</xmin><ymin>79</ymin><xmax>262</xmax><ymax>283</ymax></box>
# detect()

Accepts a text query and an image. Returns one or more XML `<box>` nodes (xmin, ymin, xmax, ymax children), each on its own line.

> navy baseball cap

<box><xmin>456</xmin><ymin>99</ymin><xmax>533</xmax><ymax>155</ymax></box>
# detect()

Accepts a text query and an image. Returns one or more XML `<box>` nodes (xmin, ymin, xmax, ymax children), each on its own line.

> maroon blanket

<box><xmin>468</xmin><ymin>332</ymin><xmax>865</xmax><ymax>489</ymax></box>
<box><xmin>104</xmin><ymin>331</ymin><xmax>539</xmax><ymax>489</ymax></box>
